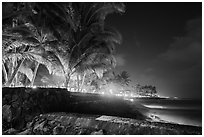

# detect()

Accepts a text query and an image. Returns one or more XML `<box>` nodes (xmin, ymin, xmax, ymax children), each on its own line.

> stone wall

<box><xmin>2</xmin><ymin>87</ymin><xmax>146</xmax><ymax>131</ymax></box>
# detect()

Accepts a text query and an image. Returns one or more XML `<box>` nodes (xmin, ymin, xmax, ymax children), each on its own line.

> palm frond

<box><xmin>86</xmin><ymin>3</ymin><xmax>125</xmax><ymax>26</ymax></box>
<box><xmin>18</xmin><ymin>63</ymin><xmax>33</xmax><ymax>82</ymax></box>
<box><xmin>9</xmin><ymin>25</ymin><xmax>34</xmax><ymax>37</ymax></box>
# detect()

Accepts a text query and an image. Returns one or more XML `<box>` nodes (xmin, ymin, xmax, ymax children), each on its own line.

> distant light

<box><xmin>124</xmin><ymin>98</ymin><xmax>134</xmax><ymax>102</ymax></box>
<box><xmin>130</xmin><ymin>99</ymin><xmax>134</xmax><ymax>102</ymax></box>
<box><xmin>32</xmin><ymin>86</ymin><xmax>37</xmax><ymax>89</ymax></box>
<box><xmin>109</xmin><ymin>89</ymin><xmax>113</xmax><ymax>94</ymax></box>
<box><xmin>143</xmin><ymin>104</ymin><xmax>166</xmax><ymax>109</ymax></box>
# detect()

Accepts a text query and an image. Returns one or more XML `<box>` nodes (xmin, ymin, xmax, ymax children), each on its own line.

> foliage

<box><xmin>2</xmin><ymin>2</ymin><xmax>125</xmax><ymax>88</ymax></box>
<box><xmin>115</xmin><ymin>71</ymin><xmax>131</xmax><ymax>86</ymax></box>
<box><xmin>134</xmin><ymin>84</ymin><xmax>158</xmax><ymax>97</ymax></box>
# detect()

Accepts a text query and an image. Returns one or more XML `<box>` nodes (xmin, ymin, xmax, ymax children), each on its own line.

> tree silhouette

<box><xmin>116</xmin><ymin>71</ymin><xmax>131</xmax><ymax>86</ymax></box>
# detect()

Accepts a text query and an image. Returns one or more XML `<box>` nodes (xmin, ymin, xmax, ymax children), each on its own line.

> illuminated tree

<box><xmin>2</xmin><ymin>2</ymin><xmax>125</xmax><ymax>88</ymax></box>
<box><xmin>2</xmin><ymin>3</ymin><xmax>74</xmax><ymax>87</ymax></box>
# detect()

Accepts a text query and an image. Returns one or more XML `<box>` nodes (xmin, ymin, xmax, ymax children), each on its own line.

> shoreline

<box><xmin>146</xmin><ymin>112</ymin><xmax>201</xmax><ymax>127</ymax></box>
<box><xmin>131</xmin><ymin>97</ymin><xmax>202</xmax><ymax>127</ymax></box>
<box><xmin>141</xmin><ymin>104</ymin><xmax>202</xmax><ymax>127</ymax></box>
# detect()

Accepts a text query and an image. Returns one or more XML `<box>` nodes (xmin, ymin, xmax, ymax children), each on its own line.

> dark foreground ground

<box><xmin>2</xmin><ymin>87</ymin><xmax>202</xmax><ymax>135</ymax></box>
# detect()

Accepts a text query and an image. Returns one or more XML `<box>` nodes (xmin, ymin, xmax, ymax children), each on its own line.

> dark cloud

<box><xmin>107</xmin><ymin>3</ymin><xmax>201</xmax><ymax>98</ymax></box>
<box><xmin>158</xmin><ymin>17</ymin><xmax>201</xmax><ymax>70</ymax></box>
<box><xmin>143</xmin><ymin>17</ymin><xmax>202</xmax><ymax>98</ymax></box>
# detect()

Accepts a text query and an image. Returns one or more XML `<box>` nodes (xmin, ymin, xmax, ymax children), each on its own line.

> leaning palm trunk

<box><xmin>5</xmin><ymin>58</ymin><xmax>25</xmax><ymax>87</ymax></box>
<box><xmin>64</xmin><ymin>74</ymin><xmax>70</xmax><ymax>89</ymax></box>
<box><xmin>63</xmin><ymin>72</ymin><xmax>69</xmax><ymax>89</ymax></box>
<box><xmin>14</xmin><ymin>59</ymin><xmax>18</xmax><ymax>86</ymax></box>
<box><xmin>2</xmin><ymin>63</ymin><xmax>8</xmax><ymax>85</ymax></box>
<box><xmin>80</xmin><ymin>72</ymin><xmax>86</xmax><ymax>92</ymax></box>
<box><xmin>77</xmin><ymin>74</ymin><xmax>80</xmax><ymax>92</ymax></box>
<box><xmin>24</xmin><ymin>76</ymin><xmax>29</xmax><ymax>86</ymax></box>
<box><xmin>30</xmin><ymin>62</ymin><xmax>40</xmax><ymax>87</ymax></box>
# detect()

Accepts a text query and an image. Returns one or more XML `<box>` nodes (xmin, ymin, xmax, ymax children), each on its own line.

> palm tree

<box><xmin>41</xmin><ymin>3</ymin><xmax>125</xmax><ymax>89</ymax></box>
<box><xmin>2</xmin><ymin>2</ymin><xmax>125</xmax><ymax>88</ymax></box>
<box><xmin>2</xmin><ymin>19</ymin><xmax>65</xmax><ymax>87</ymax></box>
<box><xmin>116</xmin><ymin>71</ymin><xmax>131</xmax><ymax>86</ymax></box>
<box><xmin>2</xmin><ymin>2</ymin><xmax>76</xmax><ymax>87</ymax></box>
<box><xmin>62</xmin><ymin>3</ymin><xmax>125</xmax><ymax>89</ymax></box>
<box><xmin>2</xmin><ymin>35</ymin><xmax>32</xmax><ymax>86</ymax></box>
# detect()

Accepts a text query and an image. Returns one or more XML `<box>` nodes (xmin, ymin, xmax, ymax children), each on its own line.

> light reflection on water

<box><xmin>136</xmin><ymin>98</ymin><xmax>202</xmax><ymax>127</ymax></box>
<box><xmin>147</xmin><ymin>107</ymin><xmax>202</xmax><ymax>126</ymax></box>
<box><xmin>143</xmin><ymin>104</ymin><xmax>167</xmax><ymax>109</ymax></box>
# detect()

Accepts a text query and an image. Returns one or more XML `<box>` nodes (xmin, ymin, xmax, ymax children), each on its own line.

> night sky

<box><xmin>106</xmin><ymin>2</ymin><xmax>202</xmax><ymax>99</ymax></box>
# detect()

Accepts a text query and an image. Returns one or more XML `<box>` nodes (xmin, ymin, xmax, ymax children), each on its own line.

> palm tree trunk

<box><xmin>31</xmin><ymin>62</ymin><xmax>40</xmax><ymax>87</ymax></box>
<box><xmin>80</xmin><ymin>72</ymin><xmax>86</xmax><ymax>92</ymax></box>
<box><xmin>67</xmin><ymin>75</ymin><xmax>71</xmax><ymax>90</ymax></box>
<box><xmin>5</xmin><ymin>58</ymin><xmax>25</xmax><ymax>87</ymax></box>
<box><xmin>15</xmin><ymin>59</ymin><xmax>18</xmax><ymax>86</ymax></box>
<box><xmin>64</xmin><ymin>74</ymin><xmax>70</xmax><ymax>89</ymax></box>
<box><xmin>7</xmin><ymin>62</ymin><xmax>13</xmax><ymax>80</ymax></box>
<box><xmin>62</xmin><ymin>69</ymin><xmax>68</xmax><ymax>89</ymax></box>
<box><xmin>2</xmin><ymin>63</ymin><xmax>8</xmax><ymax>85</ymax></box>
<box><xmin>15</xmin><ymin>73</ymin><xmax>18</xmax><ymax>86</ymax></box>
<box><xmin>24</xmin><ymin>76</ymin><xmax>28</xmax><ymax>86</ymax></box>
<box><xmin>77</xmin><ymin>74</ymin><xmax>80</xmax><ymax>92</ymax></box>
<box><xmin>64</xmin><ymin>77</ymin><xmax>68</xmax><ymax>89</ymax></box>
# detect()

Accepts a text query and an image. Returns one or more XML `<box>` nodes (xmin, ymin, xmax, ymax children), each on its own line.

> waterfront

<box><xmin>135</xmin><ymin>98</ymin><xmax>202</xmax><ymax>126</ymax></box>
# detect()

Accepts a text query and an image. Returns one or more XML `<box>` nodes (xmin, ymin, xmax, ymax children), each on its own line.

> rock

<box><xmin>14</xmin><ymin>116</ymin><xmax>26</xmax><ymax>130</ymax></box>
<box><xmin>11</xmin><ymin>101</ymin><xmax>20</xmax><ymax>108</ymax></box>
<box><xmin>12</xmin><ymin>94</ymin><xmax>18</xmax><ymax>102</ymax></box>
<box><xmin>17</xmin><ymin>129</ymin><xmax>31</xmax><ymax>135</ymax></box>
<box><xmin>2</xmin><ymin>105</ymin><xmax>12</xmax><ymax>122</ymax></box>
<box><xmin>53</xmin><ymin>125</ymin><xmax>66</xmax><ymax>135</ymax></box>
<box><xmin>25</xmin><ymin>88</ymin><xmax>32</xmax><ymax>93</ymax></box>
<box><xmin>91</xmin><ymin>129</ymin><xmax>104</xmax><ymax>135</ymax></box>
<box><xmin>33</xmin><ymin>120</ymin><xmax>46</xmax><ymax>132</ymax></box>
<box><xmin>3</xmin><ymin>97</ymin><xmax>8</xmax><ymax>105</ymax></box>
<box><xmin>4</xmin><ymin>128</ymin><xmax>18</xmax><ymax>135</ymax></box>
<box><xmin>4</xmin><ymin>94</ymin><xmax>11</xmax><ymax>101</ymax></box>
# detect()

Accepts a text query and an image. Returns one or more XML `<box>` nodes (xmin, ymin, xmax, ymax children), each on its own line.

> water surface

<box><xmin>136</xmin><ymin>98</ymin><xmax>202</xmax><ymax>126</ymax></box>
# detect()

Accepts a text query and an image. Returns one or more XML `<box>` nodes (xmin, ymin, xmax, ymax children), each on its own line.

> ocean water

<box><xmin>136</xmin><ymin>98</ymin><xmax>202</xmax><ymax>126</ymax></box>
